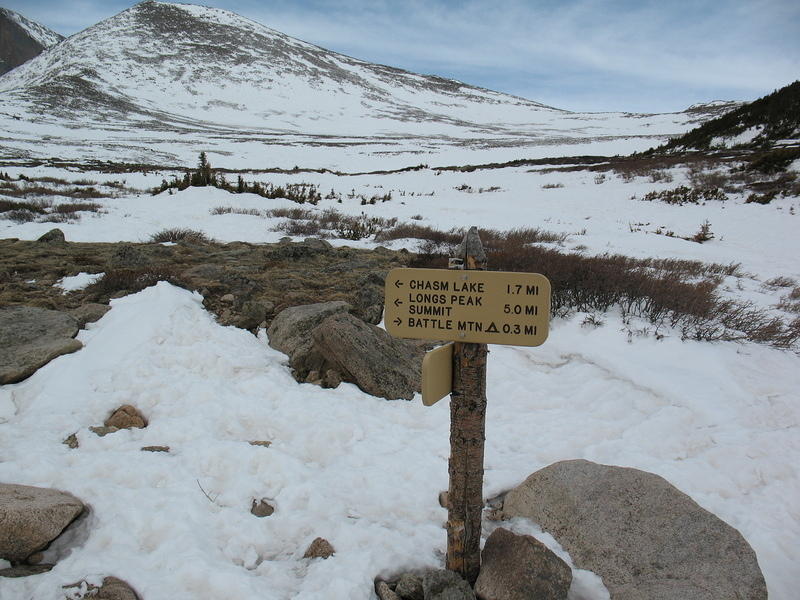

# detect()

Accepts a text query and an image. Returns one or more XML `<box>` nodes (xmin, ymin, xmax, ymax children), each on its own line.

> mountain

<box><xmin>0</xmin><ymin>7</ymin><xmax>63</xmax><ymax>75</ymax></box>
<box><xmin>0</xmin><ymin>1</ymin><xmax>733</xmax><ymax>169</ymax></box>
<box><xmin>658</xmin><ymin>81</ymin><xmax>800</xmax><ymax>151</ymax></box>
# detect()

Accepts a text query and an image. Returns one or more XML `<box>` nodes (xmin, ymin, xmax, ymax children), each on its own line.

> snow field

<box><xmin>0</xmin><ymin>281</ymin><xmax>798</xmax><ymax>599</ymax></box>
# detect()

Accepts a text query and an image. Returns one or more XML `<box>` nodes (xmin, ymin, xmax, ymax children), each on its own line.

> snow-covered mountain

<box><xmin>0</xmin><ymin>1</ymin><xmax>733</xmax><ymax>169</ymax></box>
<box><xmin>0</xmin><ymin>7</ymin><xmax>63</xmax><ymax>75</ymax></box>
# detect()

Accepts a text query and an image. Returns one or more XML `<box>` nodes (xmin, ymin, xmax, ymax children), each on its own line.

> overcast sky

<box><xmin>5</xmin><ymin>0</ymin><xmax>799</xmax><ymax>113</ymax></box>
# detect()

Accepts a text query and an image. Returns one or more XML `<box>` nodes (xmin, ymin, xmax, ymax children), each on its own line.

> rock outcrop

<box><xmin>0</xmin><ymin>483</ymin><xmax>84</xmax><ymax>563</ymax></box>
<box><xmin>500</xmin><ymin>459</ymin><xmax>767</xmax><ymax>600</ymax></box>
<box><xmin>311</xmin><ymin>312</ymin><xmax>423</xmax><ymax>400</ymax></box>
<box><xmin>268</xmin><ymin>301</ymin><xmax>425</xmax><ymax>400</ymax></box>
<box><xmin>0</xmin><ymin>306</ymin><xmax>82</xmax><ymax>384</ymax></box>
<box><xmin>475</xmin><ymin>527</ymin><xmax>571</xmax><ymax>600</ymax></box>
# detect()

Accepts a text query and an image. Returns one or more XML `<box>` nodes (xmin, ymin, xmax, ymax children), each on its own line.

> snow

<box><xmin>0</xmin><ymin>2</ymin><xmax>798</xmax><ymax>599</ymax></box>
<box><xmin>0</xmin><ymin>1</ymin><xmax>712</xmax><ymax>169</ymax></box>
<box><xmin>711</xmin><ymin>126</ymin><xmax>762</xmax><ymax>148</ymax></box>
<box><xmin>55</xmin><ymin>272</ymin><xmax>105</xmax><ymax>293</ymax></box>
<box><xmin>1</xmin><ymin>281</ymin><xmax>797</xmax><ymax>599</ymax></box>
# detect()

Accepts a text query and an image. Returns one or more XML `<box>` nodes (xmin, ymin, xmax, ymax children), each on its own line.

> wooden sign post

<box><xmin>384</xmin><ymin>226</ymin><xmax>551</xmax><ymax>585</ymax></box>
<box><xmin>446</xmin><ymin>226</ymin><xmax>488</xmax><ymax>585</ymax></box>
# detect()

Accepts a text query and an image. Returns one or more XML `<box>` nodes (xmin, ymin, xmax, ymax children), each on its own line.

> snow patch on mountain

<box><xmin>0</xmin><ymin>1</ymin><xmax>727</xmax><ymax>169</ymax></box>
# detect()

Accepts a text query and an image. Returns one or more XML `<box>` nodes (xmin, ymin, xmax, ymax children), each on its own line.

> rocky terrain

<box><xmin>0</xmin><ymin>7</ymin><xmax>62</xmax><ymax>76</ymax></box>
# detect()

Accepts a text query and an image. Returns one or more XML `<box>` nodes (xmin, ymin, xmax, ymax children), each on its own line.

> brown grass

<box><xmin>85</xmin><ymin>266</ymin><xmax>188</xmax><ymax>299</ymax></box>
<box><xmin>408</xmin><ymin>226</ymin><xmax>798</xmax><ymax>348</ymax></box>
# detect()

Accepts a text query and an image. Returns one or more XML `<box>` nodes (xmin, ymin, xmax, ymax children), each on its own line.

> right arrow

<box><xmin>393</xmin><ymin>317</ymin><xmax>401</xmax><ymax>326</ymax></box>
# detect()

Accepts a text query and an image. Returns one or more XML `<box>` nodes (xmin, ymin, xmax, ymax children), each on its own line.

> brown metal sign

<box><xmin>385</xmin><ymin>268</ymin><xmax>550</xmax><ymax>346</ymax></box>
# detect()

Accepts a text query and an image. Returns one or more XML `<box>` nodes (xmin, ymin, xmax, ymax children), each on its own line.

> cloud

<box><xmin>224</xmin><ymin>0</ymin><xmax>799</xmax><ymax>110</ymax></box>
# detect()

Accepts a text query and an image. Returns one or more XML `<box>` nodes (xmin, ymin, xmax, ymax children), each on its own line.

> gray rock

<box><xmin>303</xmin><ymin>237</ymin><xmax>333</xmax><ymax>251</ymax></box>
<box><xmin>0</xmin><ymin>306</ymin><xmax>82</xmax><ymax>384</ymax></box>
<box><xmin>70</xmin><ymin>303</ymin><xmax>111</xmax><ymax>328</ymax></box>
<box><xmin>396</xmin><ymin>572</ymin><xmax>424</xmax><ymax>600</ymax></box>
<box><xmin>475</xmin><ymin>527</ymin><xmax>571</xmax><ymax>600</ymax></box>
<box><xmin>36</xmin><ymin>228</ymin><xmax>65</xmax><ymax>243</ymax></box>
<box><xmin>237</xmin><ymin>300</ymin><xmax>271</xmax><ymax>330</ymax></box>
<box><xmin>89</xmin><ymin>425</ymin><xmax>119</xmax><ymax>437</ymax></box>
<box><xmin>109</xmin><ymin>244</ymin><xmax>146</xmax><ymax>268</ymax></box>
<box><xmin>501</xmin><ymin>459</ymin><xmax>767</xmax><ymax>600</ymax></box>
<box><xmin>376</xmin><ymin>580</ymin><xmax>402</xmax><ymax>600</ymax></box>
<box><xmin>267</xmin><ymin>300</ymin><xmax>352</xmax><ymax>375</ymax></box>
<box><xmin>0</xmin><ymin>483</ymin><xmax>84</xmax><ymax>563</ymax></box>
<box><xmin>311</xmin><ymin>312</ymin><xmax>423</xmax><ymax>400</ymax></box>
<box><xmin>0</xmin><ymin>563</ymin><xmax>54</xmax><ymax>577</ymax></box>
<box><xmin>422</xmin><ymin>570</ymin><xmax>476</xmax><ymax>600</ymax></box>
<box><xmin>352</xmin><ymin>271</ymin><xmax>386</xmax><ymax>325</ymax></box>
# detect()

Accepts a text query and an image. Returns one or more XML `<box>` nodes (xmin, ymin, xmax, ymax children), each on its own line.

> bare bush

<box><xmin>53</xmin><ymin>202</ymin><xmax>103</xmax><ymax>214</ymax></box>
<box><xmin>408</xmin><ymin>225</ymin><xmax>796</xmax><ymax>348</ymax></box>
<box><xmin>210</xmin><ymin>206</ymin><xmax>263</xmax><ymax>216</ymax></box>
<box><xmin>86</xmin><ymin>266</ymin><xmax>188</xmax><ymax>298</ymax></box>
<box><xmin>149</xmin><ymin>228</ymin><xmax>213</xmax><ymax>244</ymax></box>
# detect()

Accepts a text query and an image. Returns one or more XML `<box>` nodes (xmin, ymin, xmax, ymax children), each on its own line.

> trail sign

<box><xmin>421</xmin><ymin>343</ymin><xmax>453</xmax><ymax>406</ymax></box>
<box><xmin>384</xmin><ymin>268</ymin><xmax>550</xmax><ymax>346</ymax></box>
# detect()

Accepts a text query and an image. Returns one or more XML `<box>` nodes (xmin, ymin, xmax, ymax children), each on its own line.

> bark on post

<box><xmin>446</xmin><ymin>226</ymin><xmax>488</xmax><ymax>585</ymax></box>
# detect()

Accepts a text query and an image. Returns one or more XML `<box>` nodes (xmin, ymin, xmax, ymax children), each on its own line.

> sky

<box><xmin>3</xmin><ymin>0</ymin><xmax>799</xmax><ymax>113</ymax></box>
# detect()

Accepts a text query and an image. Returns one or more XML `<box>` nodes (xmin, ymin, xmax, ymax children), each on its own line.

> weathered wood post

<box><xmin>383</xmin><ymin>229</ymin><xmax>550</xmax><ymax>587</ymax></box>
<box><xmin>446</xmin><ymin>226</ymin><xmax>488</xmax><ymax>585</ymax></box>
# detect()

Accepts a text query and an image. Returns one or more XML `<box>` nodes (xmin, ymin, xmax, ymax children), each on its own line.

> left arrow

<box><xmin>394</xmin><ymin>280</ymin><xmax>404</xmax><ymax>288</ymax></box>
<box><xmin>394</xmin><ymin>299</ymin><xmax>403</xmax><ymax>307</ymax></box>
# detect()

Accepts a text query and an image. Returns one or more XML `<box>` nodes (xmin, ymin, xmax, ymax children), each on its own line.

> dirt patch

<box><xmin>0</xmin><ymin>237</ymin><xmax>410</xmax><ymax>330</ymax></box>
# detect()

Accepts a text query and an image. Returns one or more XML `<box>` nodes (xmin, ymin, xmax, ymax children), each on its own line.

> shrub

<box><xmin>745</xmin><ymin>190</ymin><xmax>778</xmax><ymax>204</ymax></box>
<box><xmin>149</xmin><ymin>228</ymin><xmax>213</xmax><ymax>243</ymax></box>
<box><xmin>0</xmin><ymin>199</ymin><xmax>48</xmax><ymax>214</ymax></box>
<box><xmin>210</xmin><ymin>206</ymin><xmax>262</xmax><ymax>216</ymax></box>
<box><xmin>691</xmin><ymin>220</ymin><xmax>714</xmax><ymax>243</ymax></box>
<box><xmin>85</xmin><ymin>266</ymin><xmax>187</xmax><ymax>298</ymax></box>
<box><xmin>53</xmin><ymin>202</ymin><xmax>103</xmax><ymax>214</ymax></box>
<box><xmin>406</xmin><ymin>225</ymin><xmax>796</xmax><ymax>348</ymax></box>
<box><xmin>4</xmin><ymin>209</ymin><xmax>37</xmax><ymax>223</ymax></box>
<box><xmin>641</xmin><ymin>186</ymin><xmax>727</xmax><ymax>205</ymax></box>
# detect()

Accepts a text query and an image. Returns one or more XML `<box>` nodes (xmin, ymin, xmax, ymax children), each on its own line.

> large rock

<box><xmin>64</xmin><ymin>576</ymin><xmax>140</xmax><ymax>600</ymax></box>
<box><xmin>0</xmin><ymin>306</ymin><xmax>82</xmax><ymax>384</ymax></box>
<box><xmin>0</xmin><ymin>483</ymin><xmax>84</xmax><ymax>563</ymax></box>
<box><xmin>37</xmin><ymin>228</ymin><xmax>65</xmax><ymax>243</ymax></box>
<box><xmin>267</xmin><ymin>300</ymin><xmax>352</xmax><ymax>370</ymax></box>
<box><xmin>501</xmin><ymin>460</ymin><xmax>767</xmax><ymax>600</ymax></box>
<box><xmin>475</xmin><ymin>527</ymin><xmax>571</xmax><ymax>600</ymax></box>
<box><xmin>312</xmin><ymin>312</ymin><xmax>423</xmax><ymax>400</ymax></box>
<box><xmin>352</xmin><ymin>271</ymin><xmax>386</xmax><ymax>325</ymax></box>
<box><xmin>268</xmin><ymin>301</ymin><xmax>424</xmax><ymax>400</ymax></box>
<box><xmin>422</xmin><ymin>570</ymin><xmax>476</xmax><ymax>600</ymax></box>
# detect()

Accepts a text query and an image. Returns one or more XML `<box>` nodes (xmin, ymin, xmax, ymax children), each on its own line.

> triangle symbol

<box><xmin>486</xmin><ymin>322</ymin><xmax>499</xmax><ymax>333</ymax></box>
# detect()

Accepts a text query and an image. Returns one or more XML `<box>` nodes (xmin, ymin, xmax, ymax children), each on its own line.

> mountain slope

<box><xmin>0</xmin><ymin>1</ymin><xmax>730</xmax><ymax>169</ymax></box>
<box><xmin>0</xmin><ymin>7</ymin><xmax>63</xmax><ymax>75</ymax></box>
<box><xmin>658</xmin><ymin>81</ymin><xmax>800</xmax><ymax>151</ymax></box>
